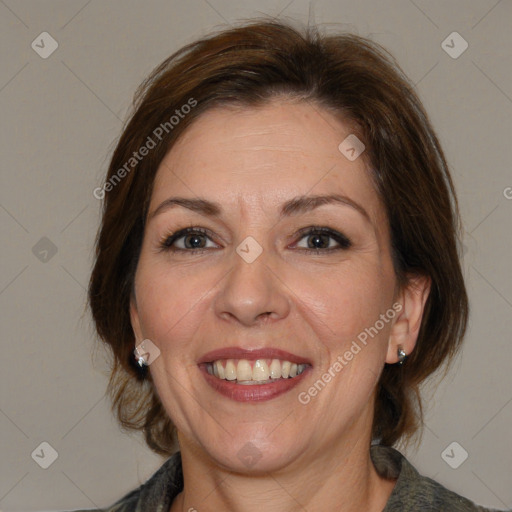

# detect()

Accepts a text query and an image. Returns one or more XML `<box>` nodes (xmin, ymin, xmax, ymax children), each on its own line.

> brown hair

<box><xmin>88</xmin><ymin>18</ymin><xmax>468</xmax><ymax>456</ymax></box>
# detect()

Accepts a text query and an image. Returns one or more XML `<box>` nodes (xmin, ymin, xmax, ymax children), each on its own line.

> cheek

<box><xmin>133</xmin><ymin>261</ymin><xmax>214</xmax><ymax>355</ymax></box>
<box><xmin>289</xmin><ymin>261</ymin><xmax>393</xmax><ymax>347</ymax></box>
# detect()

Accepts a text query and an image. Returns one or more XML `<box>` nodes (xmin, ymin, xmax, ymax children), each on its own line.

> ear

<box><xmin>130</xmin><ymin>294</ymin><xmax>144</xmax><ymax>343</ymax></box>
<box><xmin>386</xmin><ymin>274</ymin><xmax>431</xmax><ymax>364</ymax></box>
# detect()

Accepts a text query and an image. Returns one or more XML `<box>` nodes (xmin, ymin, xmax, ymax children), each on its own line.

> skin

<box><xmin>130</xmin><ymin>99</ymin><xmax>431</xmax><ymax>512</ymax></box>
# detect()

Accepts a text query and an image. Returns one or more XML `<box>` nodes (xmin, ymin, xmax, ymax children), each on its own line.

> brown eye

<box><xmin>180</xmin><ymin>233</ymin><xmax>207</xmax><ymax>249</ymax></box>
<box><xmin>160</xmin><ymin>227</ymin><xmax>217</xmax><ymax>252</ymax></box>
<box><xmin>294</xmin><ymin>227</ymin><xmax>351</xmax><ymax>253</ymax></box>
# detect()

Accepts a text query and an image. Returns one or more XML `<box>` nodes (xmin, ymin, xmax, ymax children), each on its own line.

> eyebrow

<box><xmin>148</xmin><ymin>194</ymin><xmax>371</xmax><ymax>223</ymax></box>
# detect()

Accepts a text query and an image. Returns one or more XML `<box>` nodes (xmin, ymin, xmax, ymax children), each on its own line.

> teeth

<box><xmin>269</xmin><ymin>359</ymin><xmax>281</xmax><ymax>379</ymax></box>
<box><xmin>206</xmin><ymin>358</ymin><xmax>308</xmax><ymax>384</ymax></box>
<box><xmin>236</xmin><ymin>360</ymin><xmax>252</xmax><ymax>381</ymax></box>
<box><xmin>225</xmin><ymin>360</ymin><xmax>237</xmax><ymax>381</ymax></box>
<box><xmin>215</xmin><ymin>360</ymin><xmax>225</xmax><ymax>379</ymax></box>
<box><xmin>252</xmin><ymin>360</ymin><xmax>269</xmax><ymax>381</ymax></box>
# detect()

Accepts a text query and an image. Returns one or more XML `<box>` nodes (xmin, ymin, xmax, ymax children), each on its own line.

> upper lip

<box><xmin>197</xmin><ymin>347</ymin><xmax>312</xmax><ymax>365</ymax></box>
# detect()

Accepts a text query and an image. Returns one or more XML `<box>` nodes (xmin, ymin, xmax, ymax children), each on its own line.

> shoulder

<box><xmin>63</xmin><ymin>451</ymin><xmax>183</xmax><ymax>512</ymax></box>
<box><xmin>371</xmin><ymin>445</ymin><xmax>505</xmax><ymax>512</ymax></box>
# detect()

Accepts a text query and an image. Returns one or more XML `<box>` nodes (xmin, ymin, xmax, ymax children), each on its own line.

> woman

<box><xmin>83</xmin><ymin>19</ymin><xmax>504</xmax><ymax>512</ymax></box>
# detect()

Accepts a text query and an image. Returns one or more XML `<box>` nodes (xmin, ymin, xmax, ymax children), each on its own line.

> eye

<box><xmin>159</xmin><ymin>227</ymin><xmax>218</xmax><ymax>253</ymax></box>
<box><xmin>293</xmin><ymin>226</ymin><xmax>352</xmax><ymax>253</ymax></box>
<box><xmin>158</xmin><ymin>225</ymin><xmax>352</xmax><ymax>255</ymax></box>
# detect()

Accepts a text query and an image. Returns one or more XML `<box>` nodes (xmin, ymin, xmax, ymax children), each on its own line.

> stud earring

<box><xmin>134</xmin><ymin>342</ymin><xmax>149</xmax><ymax>367</ymax></box>
<box><xmin>397</xmin><ymin>345</ymin><xmax>406</xmax><ymax>365</ymax></box>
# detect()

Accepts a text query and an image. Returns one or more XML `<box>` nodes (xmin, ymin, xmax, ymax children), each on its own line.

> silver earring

<box><xmin>397</xmin><ymin>345</ymin><xmax>406</xmax><ymax>365</ymax></box>
<box><xmin>134</xmin><ymin>343</ymin><xmax>149</xmax><ymax>367</ymax></box>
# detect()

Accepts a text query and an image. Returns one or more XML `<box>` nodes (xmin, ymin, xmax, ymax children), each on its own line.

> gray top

<box><xmin>74</xmin><ymin>445</ymin><xmax>506</xmax><ymax>511</ymax></box>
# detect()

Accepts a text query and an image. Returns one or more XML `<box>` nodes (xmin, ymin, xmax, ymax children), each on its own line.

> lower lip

<box><xmin>199</xmin><ymin>365</ymin><xmax>311</xmax><ymax>402</ymax></box>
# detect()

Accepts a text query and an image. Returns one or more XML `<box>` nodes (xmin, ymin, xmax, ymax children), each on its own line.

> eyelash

<box><xmin>158</xmin><ymin>226</ymin><xmax>352</xmax><ymax>255</ymax></box>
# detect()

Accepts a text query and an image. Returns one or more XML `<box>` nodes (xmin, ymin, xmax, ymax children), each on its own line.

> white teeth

<box><xmin>236</xmin><ymin>360</ymin><xmax>252</xmax><ymax>381</ymax></box>
<box><xmin>206</xmin><ymin>358</ymin><xmax>309</xmax><ymax>384</ymax></box>
<box><xmin>269</xmin><ymin>359</ymin><xmax>281</xmax><ymax>379</ymax></box>
<box><xmin>224</xmin><ymin>360</ymin><xmax>237</xmax><ymax>380</ymax></box>
<box><xmin>252</xmin><ymin>360</ymin><xmax>269</xmax><ymax>381</ymax></box>
<box><xmin>215</xmin><ymin>360</ymin><xmax>225</xmax><ymax>379</ymax></box>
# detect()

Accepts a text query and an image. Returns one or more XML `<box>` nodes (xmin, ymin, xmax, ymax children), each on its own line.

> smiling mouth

<box><xmin>203</xmin><ymin>358</ymin><xmax>310</xmax><ymax>385</ymax></box>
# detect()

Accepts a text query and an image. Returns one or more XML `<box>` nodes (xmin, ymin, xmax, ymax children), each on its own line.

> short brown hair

<box><xmin>88</xmin><ymin>18</ymin><xmax>468</xmax><ymax>456</ymax></box>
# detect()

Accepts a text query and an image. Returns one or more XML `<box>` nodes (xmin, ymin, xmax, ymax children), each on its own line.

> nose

<box><xmin>213</xmin><ymin>246</ymin><xmax>291</xmax><ymax>327</ymax></box>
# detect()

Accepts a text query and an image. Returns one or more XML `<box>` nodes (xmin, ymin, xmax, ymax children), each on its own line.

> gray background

<box><xmin>1</xmin><ymin>0</ymin><xmax>511</xmax><ymax>510</ymax></box>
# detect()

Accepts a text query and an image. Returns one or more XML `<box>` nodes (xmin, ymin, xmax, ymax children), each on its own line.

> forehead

<box><xmin>151</xmin><ymin>101</ymin><xmax>383</xmax><ymax>225</ymax></box>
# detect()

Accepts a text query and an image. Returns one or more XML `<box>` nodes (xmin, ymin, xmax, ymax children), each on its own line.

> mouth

<box><xmin>203</xmin><ymin>358</ymin><xmax>309</xmax><ymax>384</ymax></box>
<box><xmin>197</xmin><ymin>347</ymin><xmax>312</xmax><ymax>401</ymax></box>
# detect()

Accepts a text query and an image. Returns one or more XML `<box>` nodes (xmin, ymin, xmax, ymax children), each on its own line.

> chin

<box><xmin>196</xmin><ymin>427</ymin><xmax>306</xmax><ymax>475</ymax></box>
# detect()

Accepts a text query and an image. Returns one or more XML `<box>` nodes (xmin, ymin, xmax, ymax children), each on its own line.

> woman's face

<box><xmin>131</xmin><ymin>100</ymin><xmax>401</xmax><ymax>472</ymax></box>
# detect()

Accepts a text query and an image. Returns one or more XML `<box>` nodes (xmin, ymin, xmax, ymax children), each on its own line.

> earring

<box><xmin>397</xmin><ymin>345</ymin><xmax>406</xmax><ymax>365</ymax></box>
<box><xmin>134</xmin><ymin>342</ymin><xmax>149</xmax><ymax>367</ymax></box>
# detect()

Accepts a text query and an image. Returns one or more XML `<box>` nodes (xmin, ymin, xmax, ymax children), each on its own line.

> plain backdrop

<box><xmin>1</xmin><ymin>0</ymin><xmax>511</xmax><ymax>510</ymax></box>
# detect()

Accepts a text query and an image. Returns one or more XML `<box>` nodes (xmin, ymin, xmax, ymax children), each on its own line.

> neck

<box><xmin>171</xmin><ymin>417</ymin><xmax>396</xmax><ymax>512</ymax></box>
